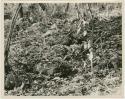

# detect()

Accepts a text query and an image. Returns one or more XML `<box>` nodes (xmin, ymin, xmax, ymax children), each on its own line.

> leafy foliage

<box><xmin>4</xmin><ymin>3</ymin><xmax>122</xmax><ymax>96</ymax></box>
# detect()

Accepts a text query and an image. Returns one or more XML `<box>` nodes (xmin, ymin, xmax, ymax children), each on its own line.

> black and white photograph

<box><xmin>3</xmin><ymin>2</ymin><xmax>122</xmax><ymax>96</ymax></box>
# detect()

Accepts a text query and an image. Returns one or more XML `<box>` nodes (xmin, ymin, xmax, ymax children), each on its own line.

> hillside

<box><xmin>4</xmin><ymin>3</ymin><xmax>122</xmax><ymax>96</ymax></box>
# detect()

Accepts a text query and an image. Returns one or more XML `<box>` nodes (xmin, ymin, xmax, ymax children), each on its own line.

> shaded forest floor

<box><xmin>5</xmin><ymin>69</ymin><xmax>122</xmax><ymax>96</ymax></box>
<box><xmin>4</xmin><ymin>3</ymin><xmax>122</xmax><ymax>96</ymax></box>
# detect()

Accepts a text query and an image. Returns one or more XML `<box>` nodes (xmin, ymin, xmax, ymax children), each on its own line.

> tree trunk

<box><xmin>39</xmin><ymin>3</ymin><xmax>49</xmax><ymax>24</ymax></box>
<box><xmin>4</xmin><ymin>3</ymin><xmax>22</xmax><ymax>74</ymax></box>
<box><xmin>64</xmin><ymin>3</ymin><xmax>69</xmax><ymax>14</ymax></box>
<box><xmin>75</xmin><ymin>4</ymin><xmax>82</xmax><ymax>19</ymax></box>
<box><xmin>51</xmin><ymin>4</ymin><xmax>57</xmax><ymax>17</ymax></box>
<box><xmin>19</xmin><ymin>4</ymin><xmax>23</xmax><ymax>18</ymax></box>
<box><xmin>87</xmin><ymin>4</ymin><xmax>94</xmax><ymax>75</ymax></box>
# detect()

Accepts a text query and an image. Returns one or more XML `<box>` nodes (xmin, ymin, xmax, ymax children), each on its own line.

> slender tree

<box><xmin>64</xmin><ymin>3</ymin><xmax>69</xmax><ymax>14</ymax></box>
<box><xmin>87</xmin><ymin>4</ymin><xmax>94</xmax><ymax>75</ymax></box>
<box><xmin>75</xmin><ymin>3</ymin><xmax>82</xmax><ymax>19</ymax></box>
<box><xmin>4</xmin><ymin>3</ymin><xmax>22</xmax><ymax>74</ymax></box>
<box><xmin>19</xmin><ymin>4</ymin><xmax>23</xmax><ymax>18</ymax></box>
<box><xmin>51</xmin><ymin>4</ymin><xmax>57</xmax><ymax>17</ymax></box>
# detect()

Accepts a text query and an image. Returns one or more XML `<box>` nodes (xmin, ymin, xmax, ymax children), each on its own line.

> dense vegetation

<box><xmin>4</xmin><ymin>3</ymin><xmax>122</xmax><ymax>96</ymax></box>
